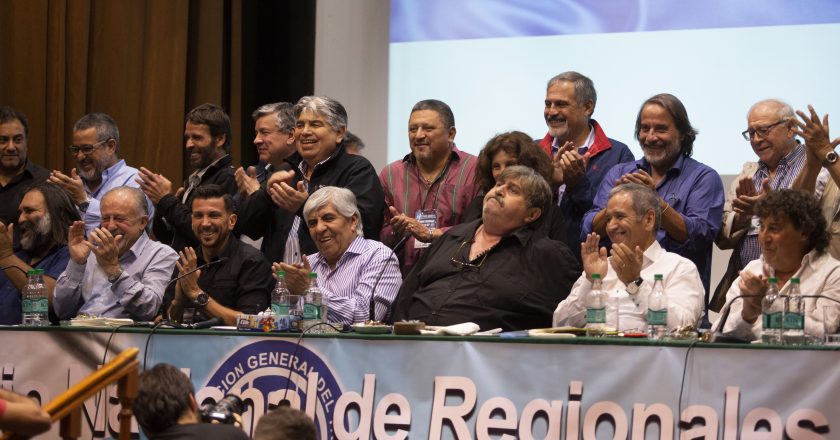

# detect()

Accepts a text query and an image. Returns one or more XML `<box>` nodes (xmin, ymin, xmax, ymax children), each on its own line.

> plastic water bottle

<box><xmin>303</xmin><ymin>272</ymin><xmax>324</xmax><ymax>333</ymax></box>
<box><xmin>761</xmin><ymin>277</ymin><xmax>782</xmax><ymax>344</ymax></box>
<box><xmin>647</xmin><ymin>274</ymin><xmax>668</xmax><ymax>340</ymax></box>
<box><xmin>22</xmin><ymin>269</ymin><xmax>49</xmax><ymax>326</ymax></box>
<box><xmin>585</xmin><ymin>274</ymin><xmax>607</xmax><ymax>337</ymax></box>
<box><xmin>782</xmin><ymin>277</ymin><xmax>805</xmax><ymax>345</ymax></box>
<box><xmin>271</xmin><ymin>271</ymin><xmax>290</xmax><ymax>316</ymax></box>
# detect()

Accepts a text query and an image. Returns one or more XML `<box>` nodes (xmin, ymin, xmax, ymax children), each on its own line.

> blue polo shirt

<box><xmin>0</xmin><ymin>246</ymin><xmax>70</xmax><ymax>325</ymax></box>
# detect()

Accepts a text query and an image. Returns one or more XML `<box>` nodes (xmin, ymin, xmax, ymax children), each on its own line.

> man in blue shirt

<box><xmin>48</xmin><ymin>113</ymin><xmax>152</xmax><ymax>233</ymax></box>
<box><xmin>0</xmin><ymin>183</ymin><xmax>79</xmax><ymax>324</ymax></box>
<box><xmin>583</xmin><ymin>93</ymin><xmax>724</xmax><ymax>307</ymax></box>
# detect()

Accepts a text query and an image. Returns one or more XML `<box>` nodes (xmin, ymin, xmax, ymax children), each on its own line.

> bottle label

<box><xmin>303</xmin><ymin>303</ymin><xmax>320</xmax><ymax>320</ymax></box>
<box><xmin>783</xmin><ymin>312</ymin><xmax>804</xmax><ymax>330</ymax></box>
<box><xmin>586</xmin><ymin>307</ymin><xmax>606</xmax><ymax>324</ymax></box>
<box><xmin>21</xmin><ymin>298</ymin><xmax>33</xmax><ymax>314</ymax></box>
<box><xmin>763</xmin><ymin>312</ymin><xmax>783</xmax><ymax>330</ymax></box>
<box><xmin>271</xmin><ymin>303</ymin><xmax>289</xmax><ymax>316</ymax></box>
<box><xmin>647</xmin><ymin>309</ymin><xmax>667</xmax><ymax>326</ymax></box>
<box><xmin>32</xmin><ymin>298</ymin><xmax>48</xmax><ymax>313</ymax></box>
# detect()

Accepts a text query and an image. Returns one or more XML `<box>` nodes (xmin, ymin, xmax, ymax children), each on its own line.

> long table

<box><xmin>0</xmin><ymin>326</ymin><xmax>837</xmax><ymax>439</ymax></box>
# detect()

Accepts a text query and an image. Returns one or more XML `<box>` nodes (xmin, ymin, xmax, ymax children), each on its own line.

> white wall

<box><xmin>314</xmin><ymin>0</ymin><xmax>390</xmax><ymax>172</ymax></box>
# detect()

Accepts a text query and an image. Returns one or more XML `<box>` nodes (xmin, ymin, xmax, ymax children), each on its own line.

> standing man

<box><xmin>235</xmin><ymin>103</ymin><xmax>301</xmax><ymax>264</ymax></box>
<box><xmin>539</xmin><ymin>72</ymin><xmax>634</xmax><ymax>250</ymax></box>
<box><xmin>380</xmin><ymin>99</ymin><xmax>478</xmax><ymax>274</ymax></box>
<box><xmin>166</xmin><ymin>185</ymin><xmax>272</xmax><ymax>326</ymax></box>
<box><xmin>49</xmin><ymin>113</ymin><xmax>152</xmax><ymax>232</ymax></box>
<box><xmin>0</xmin><ymin>183</ymin><xmax>79</xmax><ymax>324</ymax></box>
<box><xmin>711</xmin><ymin>99</ymin><xmax>805</xmax><ymax>311</ymax></box>
<box><xmin>137</xmin><ymin>103</ymin><xmax>238</xmax><ymax>252</ymax></box>
<box><xmin>0</xmin><ymin>106</ymin><xmax>49</xmax><ymax>225</ymax></box>
<box><xmin>53</xmin><ymin>186</ymin><xmax>178</xmax><ymax>321</ymax></box>
<box><xmin>583</xmin><ymin>93</ymin><xmax>724</xmax><ymax>306</ymax></box>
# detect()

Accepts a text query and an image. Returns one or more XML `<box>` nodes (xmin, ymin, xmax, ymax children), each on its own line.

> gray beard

<box><xmin>19</xmin><ymin>214</ymin><xmax>52</xmax><ymax>254</ymax></box>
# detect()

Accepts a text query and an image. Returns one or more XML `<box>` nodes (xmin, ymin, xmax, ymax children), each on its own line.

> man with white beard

<box><xmin>0</xmin><ymin>183</ymin><xmax>80</xmax><ymax>324</ymax></box>
<box><xmin>49</xmin><ymin>113</ymin><xmax>153</xmax><ymax>233</ymax></box>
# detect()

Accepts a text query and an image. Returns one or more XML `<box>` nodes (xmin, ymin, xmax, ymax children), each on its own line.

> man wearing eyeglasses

<box><xmin>391</xmin><ymin>165</ymin><xmax>580</xmax><ymax>331</ymax></box>
<box><xmin>709</xmin><ymin>99</ymin><xmax>805</xmax><ymax>311</ymax></box>
<box><xmin>48</xmin><ymin>113</ymin><xmax>153</xmax><ymax>233</ymax></box>
<box><xmin>0</xmin><ymin>106</ymin><xmax>50</xmax><ymax>226</ymax></box>
<box><xmin>53</xmin><ymin>186</ymin><xmax>177</xmax><ymax>321</ymax></box>
<box><xmin>582</xmin><ymin>94</ymin><xmax>724</xmax><ymax>319</ymax></box>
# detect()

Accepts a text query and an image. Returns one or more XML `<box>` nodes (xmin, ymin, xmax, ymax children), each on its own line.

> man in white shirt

<box><xmin>554</xmin><ymin>183</ymin><xmax>704</xmax><ymax>332</ymax></box>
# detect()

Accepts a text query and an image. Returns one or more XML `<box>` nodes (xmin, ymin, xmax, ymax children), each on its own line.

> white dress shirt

<box><xmin>716</xmin><ymin>249</ymin><xmax>840</xmax><ymax>340</ymax></box>
<box><xmin>553</xmin><ymin>241</ymin><xmax>704</xmax><ymax>332</ymax></box>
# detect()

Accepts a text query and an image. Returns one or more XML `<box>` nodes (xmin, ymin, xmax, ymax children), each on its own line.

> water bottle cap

<box><xmin>768</xmin><ymin>277</ymin><xmax>778</xmax><ymax>283</ymax></box>
<box><xmin>276</xmin><ymin>270</ymin><xmax>285</xmax><ymax>277</ymax></box>
<box><xmin>591</xmin><ymin>273</ymin><xmax>601</xmax><ymax>279</ymax></box>
<box><xmin>308</xmin><ymin>272</ymin><xmax>317</xmax><ymax>279</ymax></box>
<box><xmin>654</xmin><ymin>274</ymin><xmax>663</xmax><ymax>280</ymax></box>
<box><xmin>27</xmin><ymin>269</ymin><xmax>37</xmax><ymax>275</ymax></box>
<box><xmin>35</xmin><ymin>268</ymin><xmax>45</xmax><ymax>275</ymax></box>
<box><xmin>791</xmin><ymin>277</ymin><xmax>800</xmax><ymax>284</ymax></box>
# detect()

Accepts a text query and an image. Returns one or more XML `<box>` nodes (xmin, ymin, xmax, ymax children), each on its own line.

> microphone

<box><xmin>369</xmin><ymin>249</ymin><xmax>400</xmax><ymax>323</ymax></box>
<box><xmin>710</xmin><ymin>294</ymin><xmax>764</xmax><ymax>342</ymax></box>
<box><xmin>391</xmin><ymin>233</ymin><xmax>409</xmax><ymax>253</ymax></box>
<box><xmin>166</xmin><ymin>257</ymin><xmax>229</xmax><ymax>288</ymax></box>
<box><xmin>189</xmin><ymin>317</ymin><xmax>224</xmax><ymax>329</ymax></box>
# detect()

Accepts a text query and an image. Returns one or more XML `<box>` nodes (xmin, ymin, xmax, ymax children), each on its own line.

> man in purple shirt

<box><xmin>582</xmin><ymin>93</ymin><xmax>724</xmax><ymax>306</ymax></box>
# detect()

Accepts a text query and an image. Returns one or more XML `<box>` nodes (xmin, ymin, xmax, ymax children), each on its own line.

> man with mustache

<box><xmin>136</xmin><ymin>103</ymin><xmax>238</xmax><ymax>252</ymax></box>
<box><xmin>538</xmin><ymin>72</ymin><xmax>634</xmax><ymax>255</ymax></box>
<box><xmin>0</xmin><ymin>183</ymin><xmax>79</xmax><ymax>324</ymax></box>
<box><xmin>53</xmin><ymin>186</ymin><xmax>178</xmax><ymax>320</ymax></box>
<box><xmin>49</xmin><ymin>113</ymin><xmax>153</xmax><ymax>233</ymax></box>
<box><xmin>710</xmin><ymin>99</ymin><xmax>805</xmax><ymax>311</ymax></box>
<box><xmin>391</xmin><ymin>166</ymin><xmax>580</xmax><ymax>331</ymax></box>
<box><xmin>166</xmin><ymin>185</ymin><xmax>272</xmax><ymax>326</ymax></box>
<box><xmin>0</xmin><ymin>106</ymin><xmax>50</xmax><ymax>226</ymax></box>
<box><xmin>380</xmin><ymin>99</ymin><xmax>478</xmax><ymax>275</ymax></box>
<box><xmin>583</xmin><ymin>94</ymin><xmax>724</xmax><ymax>315</ymax></box>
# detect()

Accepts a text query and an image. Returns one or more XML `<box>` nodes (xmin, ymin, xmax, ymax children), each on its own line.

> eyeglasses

<box><xmin>450</xmin><ymin>241</ymin><xmax>489</xmax><ymax>271</ymax></box>
<box><xmin>69</xmin><ymin>139</ymin><xmax>110</xmax><ymax>155</ymax></box>
<box><xmin>741</xmin><ymin>120</ymin><xmax>787</xmax><ymax>141</ymax></box>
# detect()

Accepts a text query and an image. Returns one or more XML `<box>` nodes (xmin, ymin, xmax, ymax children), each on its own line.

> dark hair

<box><xmin>546</xmin><ymin>71</ymin><xmax>597</xmax><ymax>110</ymax></box>
<box><xmin>133</xmin><ymin>363</ymin><xmax>194</xmax><ymax>436</ymax></box>
<box><xmin>253</xmin><ymin>407</ymin><xmax>317</xmax><ymax>440</ymax></box>
<box><xmin>190</xmin><ymin>184</ymin><xmax>233</xmax><ymax>213</ymax></box>
<box><xmin>73</xmin><ymin>112</ymin><xmax>121</xmax><ymax>151</ymax></box>
<box><xmin>252</xmin><ymin>102</ymin><xmax>295</xmax><ymax>133</ymax></box>
<box><xmin>755</xmin><ymin>189</ymin><xmax>829</xmax><ymax>253</ymax></box>
<box><xmin>22</xmin><ymin>183</ymin><xmax>81</xmax><ymax>246</ymax></box>
<box><xmin>0</xmin><ymin>106</ymin><xmax>29</xmax><ymax>136</ymax></box>
<box><xmin>634</xmin><ymin>93</ymin><xmax>698</xmax><ymax>157</ymax></box>
<box><xmin>411</xmin><ymin>99</ymin><xmax>455</xmax><ymax>129</ymax></box>
<box><xmin>186</xmin><ymin>103</ymin><xmax>232</xmax><ymax>152</ymax></box>
<box><xmin>475</xmin><ymin>131</ymin><xmax>552</xmax><ymax>192</ymax></box>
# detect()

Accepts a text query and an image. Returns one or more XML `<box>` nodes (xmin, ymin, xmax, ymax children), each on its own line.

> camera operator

<box><xmin>133</xmin><ymin>363</ymin><xmax>248</xmax><ymax>440</ymax></box>
<box><xmin>253</xmin><ymin>406</ymin><xmax>316</xmax><ymax>440</ymax></box>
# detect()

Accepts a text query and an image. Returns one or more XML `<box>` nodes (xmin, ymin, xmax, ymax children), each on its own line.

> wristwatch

<box><xmin>823</xmin><ymin>150</ymin><xmax>838</xmax><ymax>167</ymax></box>
<box><xmin>107</xmin><ymin>269</ymin><xmax>123</xmax><ymax>283</ymax></box>
<box><xmin>626</xmin><ymin>277</ymin><xmax>644</xmax><ymax>295</ymax></box>
<box><xmin>194</xmin><ymin>292</ymin><xmax>210</xmax><ymax>307</ymax></box>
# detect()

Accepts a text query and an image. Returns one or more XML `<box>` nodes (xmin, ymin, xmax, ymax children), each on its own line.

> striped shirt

<box><xmin>307</xmin><ymin>236</ymin><xmax>402</xmax><ymax>325</ymax></box>
<box><xmin>737</xmin><ymin>143</ymin><xmax>806</xmax><ymax>267</ymax></box>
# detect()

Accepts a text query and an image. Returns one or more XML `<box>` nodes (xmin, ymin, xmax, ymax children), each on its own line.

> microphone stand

<box><xmin>368</xmin><ymin>235</ymin><xmax>408</xmax><ymax>323</ymax></box>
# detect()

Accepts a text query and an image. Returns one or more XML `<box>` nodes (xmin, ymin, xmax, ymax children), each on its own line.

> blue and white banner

<box><xmin>0</xmin><ymin>329</ymin><xmax>836</xmax><ymax>439</ymax></box>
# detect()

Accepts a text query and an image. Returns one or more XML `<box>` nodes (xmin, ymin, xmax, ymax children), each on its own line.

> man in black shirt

<box><xmin>134</xmin><ymin>363</ymin><xmax>249</xmax><ymax>440</ymax></box>
<box><xmin>392</xmin><ymin>165</ymin><xmax>580</xmax><ymax>331</ymax></box>
<box><xmin>0</xmin><ymin>106</ymin><xmax>49</xmax><ymax>225</ymax></box>
<box><xmin>166</xmin><ymin>185</ymin><xmax>272</xmax><ymax>325</ymax></box>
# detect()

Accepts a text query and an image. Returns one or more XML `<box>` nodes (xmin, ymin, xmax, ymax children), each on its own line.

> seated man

<box><xmin>715</xmin><ymin>189</ymin><xmax>840</xmax><ymax>340</ymax></box>
<box><xmin>276</xmin><ymin>186</ymin><xmax>401</xmax><ymax>325</ymax></box>
<box><xmin>53</xmin><ymin>186</ymin><xmax>178</xmax><ymax>321</ymax></box>
<box><xmin>133</xmin><ymin>363</ymin><xmax>249</xmax><ymax>440</ymax></box>
<box><xmin>391</xmin><ymin>165</ymin><xmax>580</xmax><ymax>331</ymax></box>
<box><xmin>0</xmin><ymin>183</ymin><xmax>79</xmax><ymax>324</ymax></box>
<box><xmin>253</xmin><ymin>407</ymin><xmax>317</xmax><ymax>440</ymax></box>
<box><xmin>0</xmin><ymin>388</ymin><xmax>51</xmax><ymax>437</ymax></box>
<box><xmin>167</xmin><ymin>185</ymin><xmax>272</xmax><ymax>325</ymax></box>
<box><xmin>554</xmin><ymin>183</ymin><xmax>704</xmax><ymax>332</ymax></box>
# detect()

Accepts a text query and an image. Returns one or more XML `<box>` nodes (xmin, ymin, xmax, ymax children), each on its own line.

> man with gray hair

<box><xmin>711</xmin><ymin>99</ymin><xmax>806</xmax><ymax>311</ymax></box>
<box><xmin>554</xmin><ymin>183</ymin><xmax>704</xmax><ymax>332</ymax></box>
<box><xmin>275</xmin><ymin>186</ymin><xmax>401</xmax><ymax>325</ymax></box>
<box><xmin>49</xmin><ymin>112</ymin><xmax>153</xmax><ymax>233</ymax></box>
<box><xmin>539</xmin><ymin>71</ymin><xmax>634</xmax><ymax>253</ymax></box>
<box><xmin>392</xmin><ymin>165</ymin><xmax>580</xmax><ymax>331</ymax></box>
<box><xmin>54</xmin><ymin>186</ymin><xmax>178</xmax><ymax>321</ymax></box>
